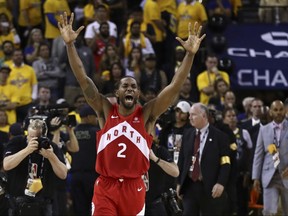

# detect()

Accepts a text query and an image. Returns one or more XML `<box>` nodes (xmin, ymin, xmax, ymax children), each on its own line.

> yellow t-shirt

<box><xmin>197</xmin><ymin>70</ymin><xmax>230</xmax><ymax>105</ymax></box>
<box><xmin>143</xmin><ymin>0</ymin><xmax>164</xmax><ymax>42</ymax></box>
<box><xmin>44</xmin><ymin>0</ymin><xmax>71</xmax><ymax>39</ymax></box>
<box><xmin>177</xmin><ymin>2</ymin><xmax>208</xmax><ymax>39</ymax></box>
<box><xmin>83</xmin><ymin>3</ymin><xmax>94</xmax><ymax>24</ymax></box>
<box><xmin>0</xmin><ymin>84</ymin><xmax>20</xmax><ymax>124</ymax></box>
<box><xmin>0</xmin><ymin>124</ymin><xmax>9</xmax><ymax>133</ymax></box>
<box><xmin>18</xmin><ymin>0</ymin><xmax>42</xmax><ymax>27</ymax></box>
<box><xmin>7</xmin><ymin>64</ymin><xmax>38</xmax><ymax>106</ymax></box>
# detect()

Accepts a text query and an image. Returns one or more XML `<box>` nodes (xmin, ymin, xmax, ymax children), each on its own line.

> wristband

<box><xmin>156</xmin><ymin>158</ymin><xmax>161</xmax><ymax>164</ymax></box>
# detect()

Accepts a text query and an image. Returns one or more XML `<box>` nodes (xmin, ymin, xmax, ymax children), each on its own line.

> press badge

<box><xmin>24</xmin><ymin>178</ymin><xmax>43</xmax><ymax>197</ymax></box>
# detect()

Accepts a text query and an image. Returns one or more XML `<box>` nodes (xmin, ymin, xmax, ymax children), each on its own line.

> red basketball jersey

<box><xmin>96</xmin><ymin>104</ymin><xmax>153</xmax><ymax>178</ymax></box>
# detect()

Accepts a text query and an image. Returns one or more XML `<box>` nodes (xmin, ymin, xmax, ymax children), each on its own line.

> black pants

<box><xmin>145</xmin><ymin>198</ymin><xmax>168</xmax><ymax>216</ymax></box>
<box><xmin>8</xmin><ymin>196</ymin><xmax>52</xmax><ymax>216</ymax></box>
<box><xmin>182</xmin><ymin>180</ymin><xmax>227</xmax><ymax>216</ymax></box>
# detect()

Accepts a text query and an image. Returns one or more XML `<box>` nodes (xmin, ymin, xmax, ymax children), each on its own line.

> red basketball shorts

<box><xmin>92</xmin><ymin>175</ymin><xmax>146</xmax><ymax>215</ymax></box>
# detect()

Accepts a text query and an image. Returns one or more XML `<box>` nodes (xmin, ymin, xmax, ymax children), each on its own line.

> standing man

<box><xmin>3</xmin><ymin>119</ymin><xmax>67</xmax><ymax>215</ymax></box>
<box><xmin>58</xmin><ymin>12</ymin><xmax>205</xmax><ymax>216</ymax></box>
<box><xmin>252</xmin><ymin>100</ymin><xmax>288</xmax><ymax>216</ymax></box>
<box><xmin>177</xmin><ymin>103</ymin><xmax>231</xmax><ymax>215</ymax></box>
<box><xmin>71</xmin><ymin>105</ymin><xmax>100</xmax><ymax>216</ymax></box>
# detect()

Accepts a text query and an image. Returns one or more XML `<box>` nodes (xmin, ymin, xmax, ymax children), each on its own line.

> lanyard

<box><xmin>28</xmin><ymin>154</ymin><xmax>45</xmax><ymax>179</ymax></box>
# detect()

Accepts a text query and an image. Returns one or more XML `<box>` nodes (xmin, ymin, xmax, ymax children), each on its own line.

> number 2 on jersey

<box><xmin>117</xmin><ymin>143</ymin><xmax>127</xmax><ymax>158</ymax></box>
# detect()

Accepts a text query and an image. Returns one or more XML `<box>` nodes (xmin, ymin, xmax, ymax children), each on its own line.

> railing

<box><xmin>237</xmin><ymin>5</ymin><xmax>288</xmax><ymax>24</ymax></box>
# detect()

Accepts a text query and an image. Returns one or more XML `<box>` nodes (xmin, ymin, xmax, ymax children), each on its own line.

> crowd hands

<box><xmin>0</xmin><ymin>0</ymin><xmax>288</xmax><ymax>216</ymax></box>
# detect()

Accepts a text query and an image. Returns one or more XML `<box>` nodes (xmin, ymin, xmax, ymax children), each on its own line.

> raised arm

<box><xmin>144</xmin><ymin>23</ymin><xmax>205</xmax><ymax>120</ymax></box>
<box><xmin>58</xmin><ymin>12</ymin><xmax>112</xmax><ymax>116</ymax></box>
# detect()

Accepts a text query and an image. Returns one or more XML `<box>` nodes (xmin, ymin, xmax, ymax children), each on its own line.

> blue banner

<box><xmin>218</xmin><ymin>23</ymin><xmax>288</xmax><ymax>89</ymax></box>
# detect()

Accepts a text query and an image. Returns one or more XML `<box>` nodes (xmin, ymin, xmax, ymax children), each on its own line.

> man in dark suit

<box><xmin>241</xmin><ymin>98</ymin><xmax>264</xmax><ymax>151</ymax></box>
<box><xmin>176</xmin><ymin>102</ymin><xmax>231</xmax><ymax>215</ymax></box>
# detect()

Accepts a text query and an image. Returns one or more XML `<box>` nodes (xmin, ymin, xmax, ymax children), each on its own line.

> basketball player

<box><xmin>58</xmin><ymin>12</ymin><xmax>205</xmax><ymax>216</ymax></box>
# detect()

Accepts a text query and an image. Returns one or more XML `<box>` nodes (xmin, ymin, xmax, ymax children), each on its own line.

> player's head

<box><xmin>115</xmin><ymin>76</ymin><xmax>140</xmax><ymax>109</ymax></box>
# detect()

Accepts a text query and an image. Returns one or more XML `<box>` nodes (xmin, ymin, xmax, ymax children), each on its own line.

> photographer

<box><xmin>145</xmin><ymin>143</ymin><xmax>180</xmax><ymax>216</ymax></box>
<box><xmin>3</xmin><ymin>119</ymin><xmax>67</xmax><ymax>216</ymax></box>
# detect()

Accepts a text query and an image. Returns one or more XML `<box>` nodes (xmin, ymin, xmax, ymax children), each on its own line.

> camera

<box><xmin>37</xmin><ymin>137</ymin><xmax>50</xmax><ymax>150</ymax></box>
<box><xmin>162</xmin><ymin>188</ymin><xmax>182</xmax><ymax>216</ymax></box>
<box><xmin>0</xmin><ymin>171</ymin><xmax>7</xmax><ymax>196</ymax></box>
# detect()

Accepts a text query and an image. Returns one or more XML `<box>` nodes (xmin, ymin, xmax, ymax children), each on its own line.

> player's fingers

<box><xmin>69</xmin><ymin>12</ymin><xmax>74</xmax><ymax>26</ymax></box>
<box><xmin>75</xmin><ymin>26</ymin><xmax>85</xmax><ymax>35</ymax></box>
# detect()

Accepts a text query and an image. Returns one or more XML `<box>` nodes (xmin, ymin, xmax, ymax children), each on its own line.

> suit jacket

<box><xmin>177</xmin><ymin>124</ymin><xmax>231</xmax><ymax>196</ymax></box>
<box><xmin>252</xmin><ymin>119</ymin><xmax>288</xmax><ymax>188</ymax></box>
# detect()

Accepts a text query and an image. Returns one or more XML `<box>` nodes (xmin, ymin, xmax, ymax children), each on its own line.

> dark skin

<box><xmin>58</xmin><ymin>12</ymin><xmax>205</xmax><ymax>134</ymax></box>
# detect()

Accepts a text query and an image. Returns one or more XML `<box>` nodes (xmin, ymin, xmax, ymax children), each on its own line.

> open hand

<box><xmin>58</xmin><ymin>12</ymin><xmax>85</xmax><ymax>45</ymax></box>
<box><xmin>176</xmin><ymin>22</ymin><xmax>206</xmax><ymax>55</ymax></box>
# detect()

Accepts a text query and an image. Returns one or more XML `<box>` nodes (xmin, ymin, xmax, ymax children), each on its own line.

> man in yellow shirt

<box><xmin>7</xmin><ymin>49</ymin><xmax>38</xmax><ymax>123</ymax></box>
<box><xmin>177</xmin><ymin>0</ymin><xmax>208</xmax><ymax>39</ymax></box>
<box><xmin>0</xmin><ymin>65</ymin><xmax>19</xmax><ymax>124</ymax></box>
<box><xmin>143</xmin><ymin>0</ymin><xmax>166</xmax><ymax>68</ymax></box>
<box><xmin>43</xmin><ymin>0</ymin><xmax>71</xmax><ymax>42</ymax></box>
<box><xmin>197</xmin><ymin>53</ymin><xmax>230</xmax><ymax>105</ymax></box>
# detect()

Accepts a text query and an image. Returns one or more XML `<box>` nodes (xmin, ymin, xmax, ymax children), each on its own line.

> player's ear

<box><xmin>115</xmin><ymin>89</ymin><xmax>119</xmax><ymax>97</ymax></box>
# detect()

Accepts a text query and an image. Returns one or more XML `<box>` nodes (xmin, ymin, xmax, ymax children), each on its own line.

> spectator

<box><xmin>98</xmin><ymin>44</ymin><xmax>121</xmax><ymax>75</ymax></box>
<box><xmin>139</xmin><ymin>53</ymin><xmax>167</xmax><ymax>102</ymax></box>
<box><xmin>43</xmin><ymin>0</ymin><xmax>71</xmax><ymax>44</ymax></box>
<box><xmin>32</xmin><ymin>42</ymin><xmax>64</xmax><ymax>100</ymax></box>
<box><xmin>17</xmin><ymin>0</ymin><xmax>43</xmax><ymax>48</ymax></box>
<box><xmin>143</xmin><ymin>0</ymin><xmax>166</xmax><ymax>68</ymax></box>
<box><xmin>3</xmin><ymin>119</ymin><xmax>68</xmax><ymax>215</ymax></box>
<box><xmin>0</xmin><ymin>13</ymin><xmax>20</xmax><ymax>57</ymax></box>
<box><xmin>208</xmin><ymin>78</ymin><xmax>230</xmax><ymax>111</ymax></box>
<box><xmin>178</xmin><ymin>78</ymin><xmax>194</xmax><ymax>103</ymax></box>
<box><xmin>68</xmin><ymin>94</ymin><xmax>87</xmax><ymax>124</ymax></box>
<box><xmin>24</xmin><ymin>28</ymin><xmax>45</xmax><ymax>65</ymax></box>
<box><xmin>101</xmin><ymin>0</ymin><xmax>127</xmax><ymax>36</ymax></box>
<box><xmin>125</xmin><ymin>46</ymin><xmax>145</xmax><ymax>83</ymax></box>
<box><xmin>101</xmin><ymin>61</ymin><xmax>125</xmax><ymax>95</ymax></box>
<box><xmin>59</xmin><ymin>32</ymin><xmax>96</xmax><ymax>106</ymax></box>
<box><xmin>252</xmin><ymin>100</ymin><xmax>288</xmax><ymax>215</ymax></box>
<box><xmin>7</xmin><ymin>49</ymin><xmax>38</xmax><ymax>124</ymax></box>
<box><xmin>259</xmin><ymin>0</ymin><xmax>288</xmax><ymax>24</ymax></box>
<box><xmin>0</xmin><ymin>64</ymin><xmax>19</xmax><ymax>125</ymax></box>
<box><xmin>197</xmin><ymin>53</ymin><xmax>230</xmax><ymax>105</ymax></box>
<box><xmin>0</xmin><ymin>40</ymin><xmax>14</xmax><ymax>66</ymax></box>
<box><xmin>206</xmin><ymin>0</ymin><xmax>232</xmax><ymax>19</ymax></box>
<box><xmin>120</xmin><ymin>20</ymin><xmax>155</xmax><ymax>65</ymax></box>
<box><xmin>176</xmin><ymin>0</ymin><xmax>208</xmax><ymax>40</ymax></box>
<box><xmin>84</xmin><ymin>4</ymin><xmax>118</xmax><ymax>47</ymax></box>
<box><xmin>30</xmin><ymin>86</ymin><xmax>56</xmax><ymax>111</ymax></box>
<box><xmin>88</xmin><ymin>21</ymin><xmax>116</xmax><ymax>74</ymax></box>
<box><xmin>238</xmin><ymin>96</ymin><xmax>255</xmax><ymax>122</ymax></box>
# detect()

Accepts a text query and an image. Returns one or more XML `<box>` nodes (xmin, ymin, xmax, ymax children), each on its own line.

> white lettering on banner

<box><xmin>261</xmin><ymin>32</ymin><xmax>288</xmax><ymax>46</ymax></box>
<box><xmin>97</xmin><ymin>121</ymin><xmax>150</xmax><ymax>160</ymax></box>
<box><xmin>228</xmin><ymin>48</ymin><xmax>288</xmax><ymax>59</ymax></box>
<box><xmin>238</xmin><ymin>69</ymin><xmax>288</xmax><ymax>87</ymax></box>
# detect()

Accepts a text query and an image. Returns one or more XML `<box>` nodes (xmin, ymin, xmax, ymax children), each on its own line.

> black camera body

<box><xmin>37</xmin><ymin>137</ymin><xmax>50</xmax><ymax>150</ymax></box>
<box><xmin>162</xmin><ymin>188</ymin><xmax>182</xmax><ymax>216</ymax></box>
